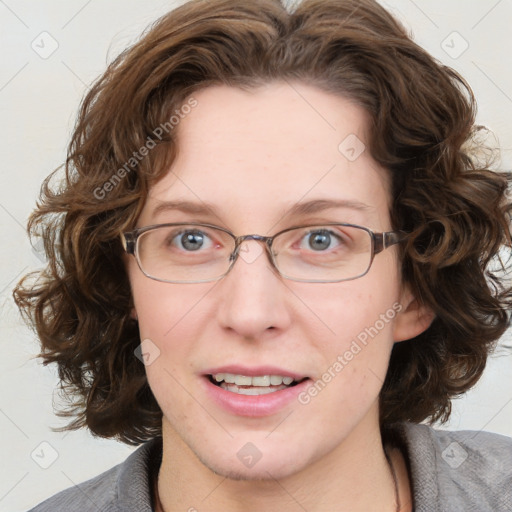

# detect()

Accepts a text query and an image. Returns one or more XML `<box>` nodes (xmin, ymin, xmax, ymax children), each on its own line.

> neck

<box><xmin>156</xmin><ymin>415</ymin><xmax>412</xmax><ymax>512</ymax></box>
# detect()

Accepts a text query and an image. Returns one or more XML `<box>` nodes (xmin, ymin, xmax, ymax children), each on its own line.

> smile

<box><xmin>209</xmin><ymin>373</ymin><xmax>303</xmax><ymax>395</ymax></box>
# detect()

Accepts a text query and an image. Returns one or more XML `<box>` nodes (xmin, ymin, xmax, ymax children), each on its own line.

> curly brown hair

<box><xmin>13</xmin><ymin>0</ymin><xmax>512</xmax><ymax>444</ymax></box>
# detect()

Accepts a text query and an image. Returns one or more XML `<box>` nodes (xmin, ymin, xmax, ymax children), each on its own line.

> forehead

<box><xmin>143</xmin><ymin>82</ymin><xmax>391</xmax><ymax>230</ymax></box>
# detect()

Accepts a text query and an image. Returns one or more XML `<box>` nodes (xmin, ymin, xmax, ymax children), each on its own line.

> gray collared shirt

<box><xmin>28</xmin><ymin>422</ymin><xmax>512</xmax><ymax>511</ymax></box>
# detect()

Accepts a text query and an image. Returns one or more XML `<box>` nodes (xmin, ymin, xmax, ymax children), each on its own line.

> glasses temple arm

<box><xmin>373</xmin><ymin>231</ymin><xmax>408</xmax><ymax>254</ymax></box>
<box><xmin>121</xmin><ymin>232</ymin><xmax>136</xmax><ymax>254</ymax></box>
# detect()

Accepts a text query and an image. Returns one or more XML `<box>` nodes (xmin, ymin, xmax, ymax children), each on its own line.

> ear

<box><xmin>130</xmin><ymin>307</ymin><xmax>138</xmax><ymax>321</ymax></box>
<box><xmin>393</xmin><ymin>285</ymin><xmax>435</xmax><ymax>342</ymax></box>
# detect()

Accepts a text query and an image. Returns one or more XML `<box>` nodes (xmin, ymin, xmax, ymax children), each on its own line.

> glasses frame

<box><xmin>121</xmin><ymin>222</ymin><xmax>408</xmax><ymax>284</ymax></box>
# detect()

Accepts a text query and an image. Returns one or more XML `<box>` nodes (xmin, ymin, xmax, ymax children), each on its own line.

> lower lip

<box><xmin>203</xmin><ymin>376</ymin><xmax>311</xmax><ymax>417</ymax></box>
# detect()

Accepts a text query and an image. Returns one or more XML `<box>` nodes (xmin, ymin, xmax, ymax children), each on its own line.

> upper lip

<box><xmin>204</xmin><ymin>365</ymin><xmax>308</xmax><ymax>380</ymax></box>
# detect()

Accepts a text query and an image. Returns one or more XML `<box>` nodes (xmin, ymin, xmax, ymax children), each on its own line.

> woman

<box><xmin>14</xmin><ymin>0</ymin><xmax>512</xmax><ymax>510</ymax></box>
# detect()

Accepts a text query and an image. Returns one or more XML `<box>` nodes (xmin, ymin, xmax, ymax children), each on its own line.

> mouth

<box><xmin>202</xmin><ymin>365</ymin><xmax>312</xmax><ymax>416</ymax></box>
<box><xmin>208</xmin><ymin>373</ymin><xmax>308</xmax><ymax>396</ymax></box>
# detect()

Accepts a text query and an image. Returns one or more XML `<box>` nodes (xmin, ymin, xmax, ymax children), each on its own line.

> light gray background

<box><xmin>1</xmin><ymin>1</ymin><xmax>511</xmax><ymax>511</ymax></box>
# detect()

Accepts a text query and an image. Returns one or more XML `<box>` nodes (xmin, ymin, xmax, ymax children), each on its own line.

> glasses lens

<box><xmin>272</xmin><ymin>225</ymin><xmax>372</xmax><ymax>282</ymax></box>
<box><xmin>136</xmin><ymin>225</ymin><xmax>234</xmax><ymax>283</ymax></box>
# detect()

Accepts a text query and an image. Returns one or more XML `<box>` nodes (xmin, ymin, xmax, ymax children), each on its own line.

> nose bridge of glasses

<box><xmin>236</xmin><ymin>234</ymin><xmax>271</xmax><ymax>244</ymax></box>
<box><xmin>230</xmin><ymin>234</ymin><xmax>273</xmax><ymax>265</ymax></box>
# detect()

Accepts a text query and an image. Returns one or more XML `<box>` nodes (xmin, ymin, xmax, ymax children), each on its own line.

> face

<box><xmin>126</xmin><ymin>82</ymin><xmax>418</xmax><ymax>480</ymax></box>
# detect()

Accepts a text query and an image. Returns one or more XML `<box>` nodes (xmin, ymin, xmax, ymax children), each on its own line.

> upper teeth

<box><xmin>213</xmin><ymin>373</ymin><xmax>296</xmax><ymax>386</ymax></box>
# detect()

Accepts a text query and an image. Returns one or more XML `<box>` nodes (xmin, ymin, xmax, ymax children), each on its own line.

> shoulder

<box><xmin>27</xmin><ymin>438</ymin><xmax>162</xmax><ymax>512</ymax></box>
<box><xmin>28</xmin><ymin>465</ymin><xmax>120</xmax><ymax>512</ymax></box>
<box><xmin>395</xmin><ymin>422</ymin><xmax>512</xmax><ymax>512</ymax></box>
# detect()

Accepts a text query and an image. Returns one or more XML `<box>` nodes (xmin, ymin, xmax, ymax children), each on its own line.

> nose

<box><xmin>216</xmin><ymin>239</ymin><xmax>292</xmax><ymax>340</ymax></box>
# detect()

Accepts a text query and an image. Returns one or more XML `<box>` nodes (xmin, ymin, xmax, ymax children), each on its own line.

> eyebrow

<box><xmin>285</xmin><ymin>198</ymin><xmax>374</xmax><ymax>217</ymax></box>
<box><xmin>150</xmin><ymin>198</ymin><xmax>374</xmax><ymax>220</ymax></box>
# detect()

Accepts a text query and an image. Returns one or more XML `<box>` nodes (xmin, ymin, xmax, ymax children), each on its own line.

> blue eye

<box><xmin>172</xmin><ymin>230</ymin><xmax>213</xmax><ymax>251</ymax></box>
<box><xmin>301</xmin><ymin>229</ymin><xmax>342</xmax><ymax>251</ymax></box>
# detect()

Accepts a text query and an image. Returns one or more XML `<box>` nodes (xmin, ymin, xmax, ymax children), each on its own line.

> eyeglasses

<box><xmin>121</xmin><ymin>223</ymin><xmax>407</xmax><ymax>284</ymax></box>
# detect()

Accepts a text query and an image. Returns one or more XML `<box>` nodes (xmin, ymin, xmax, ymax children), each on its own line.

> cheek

<box><xmin>299</xmin><ymin>277</ymin><xmax>399</xmax><ymax>347</ymax></box>
<box><xmin>130</xmin><ymin>265</ymin><xmax>214</xmax><ymax>338</ymax></box>
<box><xmin>297</xmin><ymin>268</ymin><xmax>401</xmax><ymax>394</ymax></box>
<box><xmin>297</xmin><ymin>295</ymin><xmax>398</xmax><ymax>428</ymax></box>
<box><xmin>129</xmin><ymin>271</ymin><xmax>217</xmax><ymax>389</ymax></box>
<box><xmin>131</xmin><ymin>279</ymin><xmax>216</xmax><ymax>414</ymax></box>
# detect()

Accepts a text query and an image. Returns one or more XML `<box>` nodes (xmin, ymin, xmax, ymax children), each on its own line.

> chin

<box><xmin>199</xmin><ymin>455</ymin><xmax>305</xmax><ymax>482</ymax></box>
<box><xmin>193</xmin><ymin>439</ymin><xmax>312</xmax><ymax>482</ymax></box>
